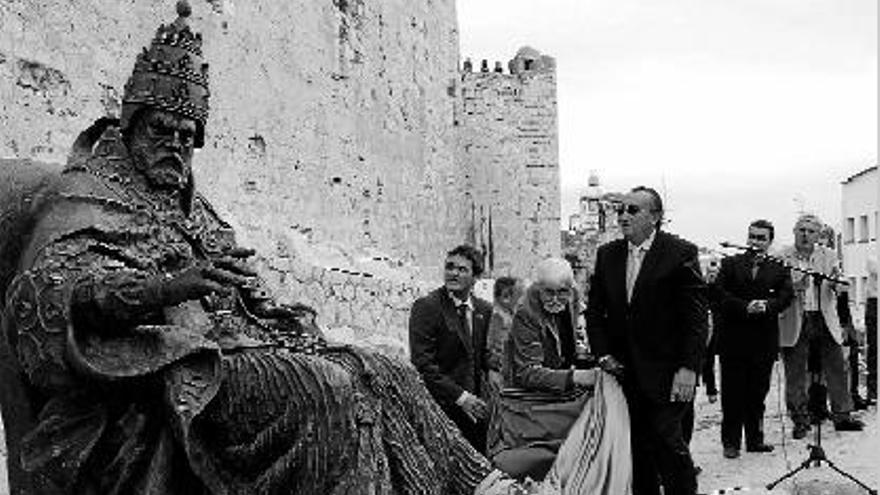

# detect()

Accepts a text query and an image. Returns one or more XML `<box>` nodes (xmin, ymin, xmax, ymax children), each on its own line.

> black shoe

<box><xmin>792</xmin><ymin>423</ymin><xmax>810</xmax><ymax>439</ymax></box>
<box><xmin>746</xmin><ymin>443</ymin><xmax>775</xmax><ymax>453</ymax></box>
<box><xmin>723</xmin><ymin>446</ymin><xmax>740</xmax><ymax>459</ymax></box>
<box><xmin>834</xmin><ymin>417</ymin><xmax>865</xmax><ymax>431</ymax></box>
<box><xmin>853</xmin><ymin>395</ymin><xmax>870</xmax><ymax>411</ymax></box>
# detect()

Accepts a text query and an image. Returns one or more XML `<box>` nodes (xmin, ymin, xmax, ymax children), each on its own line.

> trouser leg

<box><xmin>782</xmin><ymin>321</ymin><xmax>811</xmax><ymax>426</ymax></box>
<box><xmin>815</xmin><ymin>319</ymin><xmax>854</xmax><ymax>416</ymax></box>
<box><xmin>628</xmin><ymin>389</ymin><xmax>662</xmax><ymax>495</ymax></box>
<box><xmin>649</xmin><ymin>400</ymin><xmax>697</xmax><ymax>495</ymax></box>
<box><xmin>848</xmin><ymin>337</ymin><xmax>860</xmax><ymax>396</ymax></box>
<box><xmin>720</xmin><ymin>356</ymin><xmax>745</xmax><ymax>449</ymax></box>
<box><xmin>744</xmin><ymin>357</ymin><xmax>774</xmax><ymax>447</ymax></box>
<box><xmin>702</xmin><ymin>353</ymin><xmax>717</xmax><ymax>396</ymax></box>
<box><xmin>681</xmin><ymin>402</ymin><xmax>695</xmax><ymax>446</ymax></box>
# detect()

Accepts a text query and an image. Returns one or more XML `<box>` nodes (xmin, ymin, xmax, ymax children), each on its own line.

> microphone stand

<box><xmin>718</xmin><ymin>241</ymin><xmax>849</xmax><ymax>286</ymax></box>
<box><xmin>719</xmin><ymin>242</ymin><xmax>876</xmax><ymax>494</ymax></box>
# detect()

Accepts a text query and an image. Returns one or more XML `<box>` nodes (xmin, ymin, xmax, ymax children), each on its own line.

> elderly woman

<box><xmin>491</xmin><ymin>258</ymin><xmax>632</xmax><ymax>494</ymax></box>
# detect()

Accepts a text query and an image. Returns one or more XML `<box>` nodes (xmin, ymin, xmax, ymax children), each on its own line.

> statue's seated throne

<box><xmin>0</xmin><ymin>157</ymin><xmax>65</xmax><ymax>495</ymax></box>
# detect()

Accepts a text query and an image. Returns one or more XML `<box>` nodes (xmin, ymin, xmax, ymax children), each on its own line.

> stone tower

<box><xmin>456</xmin><ymin>46</ymin><xmax>561</xmax><ymax>279</ymax></box>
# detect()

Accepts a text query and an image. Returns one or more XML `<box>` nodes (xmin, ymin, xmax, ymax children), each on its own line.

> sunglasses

<box><xmin>748</xmin><ymin>234</ymin><xmax>769</xmax><ymax>241</ymax></box>
<box><xmin>615</xmin><ymin>204</ymin><xmax>642</xmax><ymax>216</ymax></box>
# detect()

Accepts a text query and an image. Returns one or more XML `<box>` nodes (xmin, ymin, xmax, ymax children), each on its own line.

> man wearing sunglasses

<box><xmin>586</xmin><ymin>186</ymin><xmax>707</xmax><ymax>495</ymax></box>
<box><xmin>778</xmin><ymin>215</ymin><xmax>864</xmax><ymax>438</ymax></box>
<box><xmin>714</xmin><ymin>220</ymin><xmax>793</xmax><ymax>459</ymax></box>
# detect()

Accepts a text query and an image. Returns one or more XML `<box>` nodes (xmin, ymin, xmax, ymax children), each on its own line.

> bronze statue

<box><xmin>0</xmin><ymin>3</ymin><xmax>526</xmax><ymax>493</ymax></box>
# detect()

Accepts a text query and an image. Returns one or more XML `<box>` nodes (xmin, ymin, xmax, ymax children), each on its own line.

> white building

<box><xmin>567</xmin><ymin>171</ymin><xmax>623</xmax><ymax>241</ymax></box>
<box><xmin>841</xmin><ymin>165</ymin><xmax>878</xmax><ymax>327</ymax></box>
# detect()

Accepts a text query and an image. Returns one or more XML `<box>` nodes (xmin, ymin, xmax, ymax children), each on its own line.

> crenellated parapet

<box><xmin>460</xmin><ymin>46</ymin><xmax>556</xmax><ymax>78</ymax></box>
<box><xmin>455</xmin><ymin>46</ymin><xmax>560</xmax><ymax>279</ymax></box>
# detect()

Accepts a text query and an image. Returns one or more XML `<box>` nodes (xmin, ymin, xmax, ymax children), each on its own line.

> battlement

<box><xmin>460</xmin><ymin>46</ymin><xmax>556</xmax><ymax>76</ymax></box>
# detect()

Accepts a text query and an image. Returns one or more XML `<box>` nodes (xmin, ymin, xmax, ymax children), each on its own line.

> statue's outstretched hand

<box><xmin>158</xmin><ymin>265</ymin><xmax>230</xmax><ymax>306</ymax></box>
<box><xmin>211</xmin><ymin>247</ymin><xmax>258</xmax><ymax>278</ymax></box>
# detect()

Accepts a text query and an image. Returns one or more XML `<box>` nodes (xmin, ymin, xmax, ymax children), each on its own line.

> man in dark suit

<box><xmin>715</xmin><ymin>219</ymin><xmax>793</xmax><ymax>459</ymax></box>
<box><xmin>587</xmin><ymin>186</ymin><xmax>707</xmax><ymax>495</ymax></box>
<box><xmin>409</xmin><ymin>244</ymin><xmax>493</xmax><ymax>452</ymax></box>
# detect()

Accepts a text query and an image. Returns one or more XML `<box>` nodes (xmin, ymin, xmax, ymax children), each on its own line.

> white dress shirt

<box><xmin>626</xmin><ymin>229</ymin><xmax>656</xmax><ymax>302</ymax></box>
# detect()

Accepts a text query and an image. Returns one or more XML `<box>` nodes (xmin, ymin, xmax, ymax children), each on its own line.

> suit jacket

<box><xmin>586</xmin><ymin>231</ymin><xmax>708</xmax><ymax>401</ymax></box>
<box><xmin>409</xmin><ymin>287</ymin><xmax>492</xmax><ymax>410</ymax></box>
<box><xmin>777</xmin><ymin>244</ymin><xmax>844</xmax><ymax>346</ymax></box>
<box><xmin>507</xmin><ymin>284</ymin><xmax>580</xmax><ymax>393</ymax></box>
<box><xmin>715</xmin><ymin>252</ymin><xmax>793</xmax><ymax>360</ymax></box>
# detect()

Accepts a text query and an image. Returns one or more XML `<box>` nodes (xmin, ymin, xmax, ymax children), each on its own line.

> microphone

<box><xmin>719</xmin><ymin>241</ymin><xmax>756</xmax><ymax>252</ymax></box>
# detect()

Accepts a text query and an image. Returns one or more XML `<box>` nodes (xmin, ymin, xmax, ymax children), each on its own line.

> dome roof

<box><xmin>514</xmin><ymin>46</ymin><xmax>542</xmax><ymax>61</ymax></box>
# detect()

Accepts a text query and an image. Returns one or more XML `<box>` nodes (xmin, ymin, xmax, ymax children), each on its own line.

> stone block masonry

<box><xmin>0</xmin><ymin>2</ymin><xmax>561</xmax><ymax>353</ymax></box>
<box><xmin>1</xmin><ymin>0</ymin><xmax>467</xmax><ymax>270</ymax></box>
<box><xmin>1</xmin><ymin>0</ymin><xmax>464</xmax><ymax>350</ymax></box>
<box><xmin>456</xmin><ymin>47</ymin><xmax>561</xmax><ymax>279</ymax></box>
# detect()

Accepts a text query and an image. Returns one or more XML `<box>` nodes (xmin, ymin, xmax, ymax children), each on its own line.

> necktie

<box><xmin>457</xmin><ymin>304</ymin><xmax>471</xmax><ymax>337</ymax></box>
<box><xmin>626</xmin><ymin>246</ymin><xmax>645</xmax><ymax>302</ymax></box>
<box><xmin>751</xmin><ymin>258</ymin><xmax>761</xmax><ymax>279</ymax></box>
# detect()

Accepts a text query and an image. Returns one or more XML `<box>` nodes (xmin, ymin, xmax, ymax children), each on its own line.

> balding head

<box><xmin>535</xmin><ymin>257</ymin><xmax>574</xmax><ymax>314</ymax></box>
<box><xmin>794</xmin><ymin>213</ymin><xmax>822</xmax><ymax>253</ymax></box>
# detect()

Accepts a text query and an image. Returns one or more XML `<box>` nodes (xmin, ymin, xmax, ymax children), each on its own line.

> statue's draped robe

<box><xmin>3</xmin><ymin>129</ymin><xmax>493</xmax><ymax>494</ymax></box>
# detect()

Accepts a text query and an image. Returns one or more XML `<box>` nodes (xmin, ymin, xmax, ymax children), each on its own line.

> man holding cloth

<box><xmin>587</xmin><ymin>186</ymin><xmax>707</xmax><ymax>495</ymax></box>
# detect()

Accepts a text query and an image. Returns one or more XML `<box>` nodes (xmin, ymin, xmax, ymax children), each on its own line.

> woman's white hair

<box><xmin>535</xmin><ymin>257</ymin><xmax>574</xmax><ymax>286</ymax></box>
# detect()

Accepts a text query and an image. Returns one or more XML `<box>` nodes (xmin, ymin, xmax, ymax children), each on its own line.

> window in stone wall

<box><xmin>859</xmin><ymin>214</ymin><xmax>869</xmax><ymax>242</ymax></box>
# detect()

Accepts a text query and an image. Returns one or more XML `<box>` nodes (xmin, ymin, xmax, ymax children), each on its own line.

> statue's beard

<box><xmin>131</xmin><ymin>146</ymin><xmax>190</xmax><ymax>191</ymax></box>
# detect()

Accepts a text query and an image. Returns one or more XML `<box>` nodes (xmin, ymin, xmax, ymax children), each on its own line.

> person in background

<box><xmin>703</xmin><ymin>259</ymin><xmax>722</xmax><ymax>404</ymax></box>
<box><xmin>864</xmin><ymin>257</ymin><xmax>878</xmax><ymax>405</ymax></box>
<box><xmin>821</xmin><ymin>226</ymin><xmax>869</xmax><ymax>412</ymax></box>
<box><xmin>778</xmin><ymin>215</ymin><xmax>863</xmax><ymax>440</ymax></box>
<box><xmin>715</xmin><ymin>219</ymin><xmax>793</xmax><ymax>458</ymax></box>
<box><xmin>485</xmin><ymin>276</ymin><xmax>524</xmax><ymax>399</ymax></box>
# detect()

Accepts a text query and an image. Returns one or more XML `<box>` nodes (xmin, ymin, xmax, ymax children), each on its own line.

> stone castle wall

<box><xmin>1</xmin><ymin>0</ymin><xmax>467</xmax><ymax>268</ymax></box>
<box><xmin>456</xmin><ymin>50</ymin><xmax>561</xmax><ymax>279</ymax></box>
<box><xmin>0</xmin><ymin>1</ymin><xmax>560</xmax><ymax>351</ymax></box>
<box><xmin>0</xmin><ymin>0</ymin><xmax>467</xmax><ymax>350</ymax></box>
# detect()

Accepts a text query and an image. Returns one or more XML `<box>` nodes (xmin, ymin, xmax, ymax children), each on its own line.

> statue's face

<box><xmin>128</xmin><ymin>109</ymin><xmax>197</xmax><ymax>190</ymax></box>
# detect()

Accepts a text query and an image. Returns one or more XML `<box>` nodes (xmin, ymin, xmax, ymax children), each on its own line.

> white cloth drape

<box><xmin>475</xmin><ymin>371</ymin><xmax>632</xmax><ymax>495</ymax></box>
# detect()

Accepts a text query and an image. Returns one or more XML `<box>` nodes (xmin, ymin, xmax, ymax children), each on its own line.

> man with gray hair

<box><xmin>778</xmin><ymin>214</ymin><xmax>863</xmax><ymax>438</ymax></box>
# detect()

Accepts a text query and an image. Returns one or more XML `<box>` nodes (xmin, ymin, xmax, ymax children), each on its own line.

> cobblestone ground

<box><xmin>693</xmin><ymin>361</ymin><xmax>879</xmax><ymax>495</ymax></box>
<box><xmin>1</xmin><ymin>361</ymin><xmax>877</xmax><ymax>494</ymax></box>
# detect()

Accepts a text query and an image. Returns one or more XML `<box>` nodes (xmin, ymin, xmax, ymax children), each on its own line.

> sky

<box><xmin>457</xmin><ymin>0</ymin><xmax>877</xmax><ymax>250</ymax></box>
